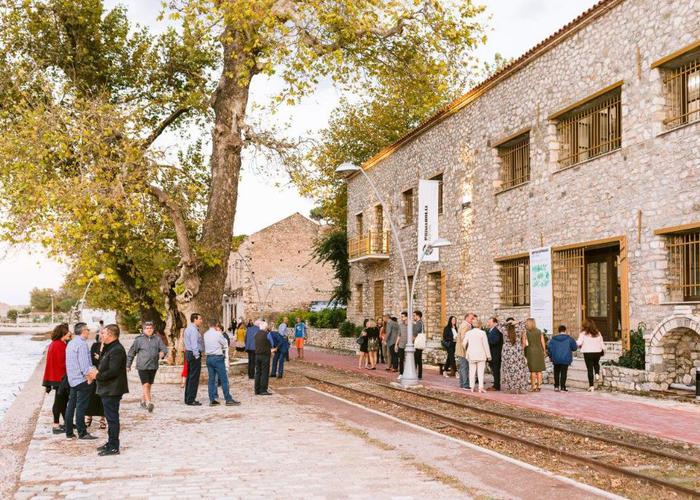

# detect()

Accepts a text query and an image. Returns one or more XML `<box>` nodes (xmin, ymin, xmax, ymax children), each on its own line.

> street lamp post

<box><xmin>336</xmin><ymin>162</ymin><xmax>452</xmax><ymax>388</ymax></box>
<box><xmin>69</xmin><ymin>273</ymin><xmax>105</xmax><ymax>325</ymax></box>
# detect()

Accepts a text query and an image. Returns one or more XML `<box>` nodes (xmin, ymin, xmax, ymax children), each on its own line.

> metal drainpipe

<box><xmin>696</xmin><ymin>367</ymin><xmax>700</xmax><ymax>400</ymax></box>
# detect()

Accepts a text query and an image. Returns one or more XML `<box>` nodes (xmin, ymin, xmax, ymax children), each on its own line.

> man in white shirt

<box><xmin>203</xmin><ymin>318</ymin><xmax>241</xmax><ymax>407</ymax></box>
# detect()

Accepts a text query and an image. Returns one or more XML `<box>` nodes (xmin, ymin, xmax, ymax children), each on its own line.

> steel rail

<box><xmin>373</xmin><ymin>380</ymin><xmax>700</xmax><ymax>466</ymax></box>
<box><xmin>304</xmin><ymin>375</ymin><xmax>700</xmax><ymax>499</ymax></box>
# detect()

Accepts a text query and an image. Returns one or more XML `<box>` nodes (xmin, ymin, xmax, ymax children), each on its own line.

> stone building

<box><xmin>346</xmin><ymin>0</ymin><xmax>700</xmax><ymax>391</ymax></box>
<box><xmin>222</xmin><ymin>213</ymin><xmax>335</xmax><ymax>325</ymax></box>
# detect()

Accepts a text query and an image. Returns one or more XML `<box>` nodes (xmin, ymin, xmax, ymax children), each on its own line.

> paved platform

<box><xmin>299</xmin><ymin>348</ymin><xmax>700</xmax><ymax>446</ymax></box>
<box><xmin>13</xmin><ymin>367</ymin><xmax>620</xmax><ymax>500</ymax></box>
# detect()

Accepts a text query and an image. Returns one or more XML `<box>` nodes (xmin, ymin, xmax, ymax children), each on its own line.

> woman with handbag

<box><xmin>577</xmin><ymin>319</ymin><xmax>606</xmax><ymax>391</ymax></box>
<box><xmin>442</xmin><ymin>316</ymin><xmax>457</xmax><ymax>377</ymax></box>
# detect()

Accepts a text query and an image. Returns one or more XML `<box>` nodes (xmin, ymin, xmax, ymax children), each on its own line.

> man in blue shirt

<box><xmin>245</xmin><ymin>320</ymin><xmax>259</xmax><ymax>380</ymax></box>
<box><xmin>65</xmin><ymin>322</ymin><xmax>98</xmax><ymax>439</ymax></box>
<box><xmin>183</xmin><ymin>313</ymin><xmax>204</xmax><ymax>406</ymax></box>
<box><xmin>269</xmin><ymin>325</ymin><xmax>290</xmax><ymax>378</ymax></box>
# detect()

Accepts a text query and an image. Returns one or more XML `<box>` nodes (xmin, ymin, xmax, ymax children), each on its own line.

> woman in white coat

<box><xmin>463</xmin><ymin>320</ymin><xmax>491</xmax><ymax>393</ymax></box>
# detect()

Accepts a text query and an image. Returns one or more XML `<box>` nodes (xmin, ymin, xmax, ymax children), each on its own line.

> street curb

<box><xmin>0</xmin><ymin>351</ymin><xmax>47</xmax><ymax>499</ymax></box>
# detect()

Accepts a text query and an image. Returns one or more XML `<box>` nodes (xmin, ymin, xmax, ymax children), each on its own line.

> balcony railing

<box><xmin>348</xmin><ymin>231</ymin><xmax>391</xmax><ymax>262</ymax></box>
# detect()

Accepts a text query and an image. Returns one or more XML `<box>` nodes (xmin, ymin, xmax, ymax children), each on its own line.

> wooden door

<box><xmin>584</xmin><ymin>247</ymin><xmax>620</xmax><ymax>341</ymax></box>
<box><xmin>373</xmin><ymin>280</ymin><xmax>384</xmax><ymax>319</ymax></box>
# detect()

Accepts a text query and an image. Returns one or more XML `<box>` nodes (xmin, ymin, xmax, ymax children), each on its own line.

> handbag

<box><xmin>356</xmin><ymin>336</ymin><xmax>363</xmax><ymax>346</ymax></box>
<box><xmin>441</xmin><ymin>339</ymin><xmax>450</xmax><ymax>350</ymax></box>
<box><xmin>414</xmin><ymin>333</ymin><xmax>427</xmax><ymax>350</ymax></box>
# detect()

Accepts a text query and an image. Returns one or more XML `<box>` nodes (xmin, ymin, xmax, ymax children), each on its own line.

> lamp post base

<box><xmin>398</xmin><ymin>377</ymin><xmax>421</xmax><ymax>388</ymax></box>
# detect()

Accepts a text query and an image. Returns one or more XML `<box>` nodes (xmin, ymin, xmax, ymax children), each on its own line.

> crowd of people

<box><xmin>43</xmin><ymin>321</ymin><xmax>129</xmax><ymax>456</ymax></box>
<box><xmin>358</xmin><ymin>312</ymin><xmax>607</xmax><ymax>393</ymax></box>
<box><xmin>41</xmin><ymin>308</ymin><xmax>606</xmax><ymax>458</ymax></box>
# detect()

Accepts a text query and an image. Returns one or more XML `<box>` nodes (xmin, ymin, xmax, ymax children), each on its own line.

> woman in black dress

<box><xmin>86</xmin><ymin>334</ymin><xmax>106</xmax><ymax>429</ymax></box>
<box><xmin>357</xmin><ymin>319</ymin><xmax>369</xmax><ymax>369</ymax></box>
<box><xmin>442</xmin><ymin>316</ymin><xmax>458</xmax><ymax>377</ymax></box>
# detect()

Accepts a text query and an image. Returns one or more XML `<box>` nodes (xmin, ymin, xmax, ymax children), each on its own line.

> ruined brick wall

<box><xmin>347</xmin><ymin>0</ymin><xmax>700</xmax><ymax>346</ymax></box>
<box><xmin>225</xmin><ymin>213</ymin><xmax>335</xmax><ymax>320</ymax></box>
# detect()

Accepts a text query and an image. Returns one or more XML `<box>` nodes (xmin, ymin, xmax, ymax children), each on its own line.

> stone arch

<box><xmin>648</xmin><ymin>315</ymin><xmax>700</xmax><ymax>389</ymax></box>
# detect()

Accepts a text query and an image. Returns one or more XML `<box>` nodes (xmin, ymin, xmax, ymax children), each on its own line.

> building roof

<box><xmin>241</xmin><ymin>212</ymin><xmax>320</xmax><ymax>240</ymax></box>
<box><xmin>359</xmin><ymin>0</ymin><xmax>624</xmax><ymax>174</ymax></box>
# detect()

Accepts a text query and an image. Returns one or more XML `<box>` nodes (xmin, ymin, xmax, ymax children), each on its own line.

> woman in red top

<box><xmin>42</xmin><ymin>323</ymin><xmax>71</xmax><ymax>434</ymax></box>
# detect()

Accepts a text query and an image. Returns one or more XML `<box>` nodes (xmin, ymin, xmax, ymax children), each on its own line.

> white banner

<box><xmin>529</xmin><ymin>246</ymin><xmax>553</xmax><ymax>334</ymax></box>
<box><xmin>417</xmin><ymin>180</ymin><xmax>440</xmax><ymax>262</ymax></box>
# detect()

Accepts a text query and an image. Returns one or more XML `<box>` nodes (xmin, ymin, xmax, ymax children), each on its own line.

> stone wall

<box><xmin>224</xmin><ymin>213</ymin><xmax>336</xmax><ymax>322</ymax></box>
<box><xmin>601</xmin><ymin>366</ymin><xmax>649</xmax><ymax>392</ymax></box>
<box><xmin>347</xmin><ymin>1</ymin><xmax>700</xmax><ymax>374</ymax></box>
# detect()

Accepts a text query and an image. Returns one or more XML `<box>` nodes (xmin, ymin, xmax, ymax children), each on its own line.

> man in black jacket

<box><xmin>486</xmin><ymin>317</ymin><xmax>504</xmax><ymax>391</ymax></box>
<box><xmin>94</xmin><ymin>324</ymin><xmax>129</xmax><ymax>456</ymax></box>
<box><xmin>254</xmin><ymin>321</ymin><xmax>273</xmax><ymax>396</ymax></box>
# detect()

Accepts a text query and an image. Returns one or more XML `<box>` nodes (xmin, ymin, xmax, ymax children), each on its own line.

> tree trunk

<box><xmin>177</xmin><ymin>32</ymin><xmax>249</xmax><ymax>326</ymax></box>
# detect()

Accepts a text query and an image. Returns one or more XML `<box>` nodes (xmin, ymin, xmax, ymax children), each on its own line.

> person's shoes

<box><xmin>588</xmin><ymin>386</ymin><xmax>595</xmax><ymax>392</ymax></box>
<box><xmin>140</xmin><ymin>401</ymin><xmax>147</xmax><ymax>410</ymax></box>
<box><xmin>397</xmin><ymin>375</ymin><xmax>402</xmax><ymax>380</ymax></box>
<box><xmin>66</xmin><ymin>433</ymin><xmax>77</xmax><ymax>439</ymax></box>
<box><xmin>385</xmin><ymin>368</ymin><xmax>391</xmax><ymax>371</ymax></box>
<box><xmin>486</xmin><ymin>387</ymin><xmax>497</xmax><ymax>391</ymax></box>
<box><xmin>554</xmin><ymin>387</ymin><xmax>560</xmax><ymax>392</ymax></box>
<box><xmin>561</xmin><ymin>388</ymin><xmax>568</xmax><ymax>392</ymax></box>
<box><xmin>98</xmin><ymin>448</ymin><xmax>120</xmax><ymax>456</ymax></box>
<box><xmin>270</xmin><ymin>374</ymin><xmax>276</xmax><ymax>378</ymax></box>
<box><xmin>147</xmin><ymin>403</ymin><xmax>154</xmax><ymax>413</ymax></box>
<box><xmin>258</xmin><ymin>391</ymin><xmax>273</xmax><ymax>396</ymax></box>
<box><xmin>225</xmin><ymin>399</ymin><xmax>241</xmax><ymax>406</ymax></box>
<box><xmin>96</xmin><ymin>442</ymin><xmax>110</xmax><ymax>451</ymax></box>
<box><xmin>595</xmin><ymin>373</ymin><xmax>600</xmax><ymax>381</ymax></box>
<box><xmin>209</xmin><ymin>400</ymin><xmax>221</xmax><ymax>406</ymax></box>
<box><xmin>79</xmin><ymin>433</ymin><xmax>98</xmax><ymax>440</ymax></box>
<box><xmin>52</xmin><ymin>427</ymin><xmax>64</xmax><ymax>435</ymax></box>
<box><xmin>185</xmin><ymin>401</ymin><xmax>202</xmax><ymax>406</ymax></box>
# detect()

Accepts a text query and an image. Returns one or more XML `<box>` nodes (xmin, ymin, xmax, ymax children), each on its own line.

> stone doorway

<box><xmin>648</xmin><ymin>315</ymin><xmax>700</xmax><ymax>389</ymax></box>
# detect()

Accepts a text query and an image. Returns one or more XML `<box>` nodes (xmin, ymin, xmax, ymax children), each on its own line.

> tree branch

<box><xmin>147</xmin><ymin>184</ymin><xmax>196</xmax><ymax>267</ymax></box>
<box><xmin>272</xmin><ymin>0</ymin><xmax>417</xmax><ymax>55</ymax></box>
<box><xmin>142</xmin><ymin>107</ymin><xmax>191</xmax><ymax>149</ymax></box>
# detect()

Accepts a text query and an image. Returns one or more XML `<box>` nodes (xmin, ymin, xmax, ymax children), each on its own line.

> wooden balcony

<box><xmin>348</xmin><ymin>231</ymin><xmax>391</xmax><ymax>263</ymax></box>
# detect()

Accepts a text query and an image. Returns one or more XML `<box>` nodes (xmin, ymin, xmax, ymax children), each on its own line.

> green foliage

<box><xmin>312</xmin><ymin>230</ymin><xmax>350</xmax><ymax>305</ymax></box>
<box><xmin>21</xmin><ymin>307</ymin><xmax>32</xmax><ymax>314</ymax></box>
<box><xmin>7</xmin><ymin>309</ymin><xmax>18</xmax><ymax>321</ymax></box>
<box><xmin>0</xmin><ymin>0</ymin><xmax>215</xmax><ymax>323</ymax></box>
<box><xmin>30</xmin><ymin>287</ymin><xmax>79</xmax><ymax>312</ymax></box>
<box><xmin>275</xmin><ymin>308</ymin><xmax>346</xmax><ymax>329</ymax></box>
<box><xmin>338</xmin><ymin>320</ymin><xmax>354</xmax><ymax>337</ymax></box>
<box><xmin>606</xmin><ymin>323</ymin><xmax>646</xmax><ymax>370</ymax></box>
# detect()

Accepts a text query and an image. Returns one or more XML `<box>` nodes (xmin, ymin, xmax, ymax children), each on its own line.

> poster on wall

<box><xmin>417</xmin><ymin>180</ymin><xmax>440</xmax><ymax>262</ymax></box>
<box><xmin>529</xmin><ymin>246</ymin><xmax>553</xmax><ymax>334</ymax></box>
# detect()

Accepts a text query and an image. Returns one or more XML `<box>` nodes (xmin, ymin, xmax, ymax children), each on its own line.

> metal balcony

<box><xmin>348</xmin><ymin>231</ymin><xmax>391</xmax><ymax>263</ymax></box>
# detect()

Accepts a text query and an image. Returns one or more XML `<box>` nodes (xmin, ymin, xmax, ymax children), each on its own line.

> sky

<box><xmin>0</xmin><ymin>0</ymin><xmax>598</xmax><ymax>305</ymax></box>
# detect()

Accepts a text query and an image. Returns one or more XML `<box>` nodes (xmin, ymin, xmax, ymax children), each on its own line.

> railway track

<box><xmin>298</xmin><ymin>371</ymin><xmax>700</xmax><ymax>499</ymax></box>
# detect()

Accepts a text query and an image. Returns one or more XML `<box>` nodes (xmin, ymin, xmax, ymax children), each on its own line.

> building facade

<box><xmin>223</xmin><ymin>213</ymin><xmax>335</xmax><ymax>326</ymax></box>
<box><xmin>346</xmin><ymin>0</ymin><xmax>700</xmax><ymax>390</ymax></box>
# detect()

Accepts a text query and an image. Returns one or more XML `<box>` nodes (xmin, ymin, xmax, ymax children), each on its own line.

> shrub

<box><xmin>274</xmin><ymin>308</ymin><xmax>346</xmax><ymax>329</ymax></box>
<box><xmin>606</xmin><ymin>323</ymin><xmax>646</xmax><ymax>370</ymax></box>
<box><xmin>338</xmin><ymin>321</ymin><xmax>356</xmax><ymax>337</ymax></box>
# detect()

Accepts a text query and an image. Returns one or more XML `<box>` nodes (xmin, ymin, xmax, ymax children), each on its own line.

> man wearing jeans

<box><xmin>203</xmin><ymin>318</ymin><xmax>241</xmax><ymax>407</ymax></box>
<box><xmin>183</xmin><ymin>313</ymin><xmax>204</xmax><ymax>406</ymax></box>
<box><xmin>65</xmin><ymin>322</ymin><xmax>97</xmax><ymax>440</ymax></box>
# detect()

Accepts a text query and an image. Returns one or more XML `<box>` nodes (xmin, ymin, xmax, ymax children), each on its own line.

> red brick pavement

<box><xmin>297</xmin><ymin>348</ymin><xmax>700</xmax><ymax>446</ymax></box>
